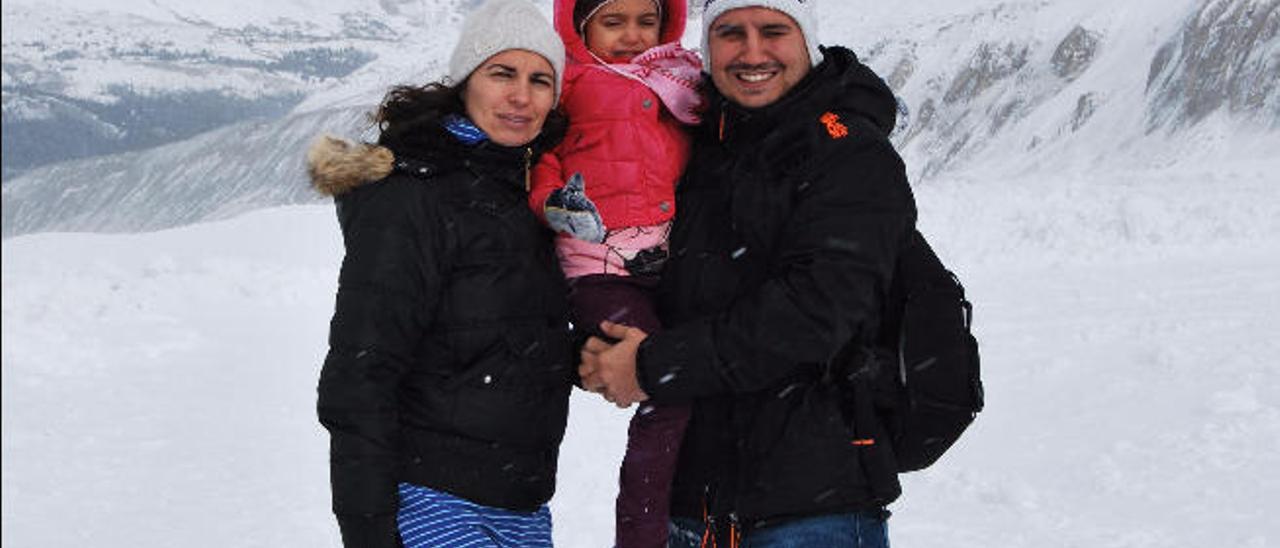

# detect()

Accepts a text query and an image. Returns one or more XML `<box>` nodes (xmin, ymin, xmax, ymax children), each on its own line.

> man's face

<box><xmin>707</xmin><ymin>7</ymin><xmax>811</xmax><ymax>109</ymax></box>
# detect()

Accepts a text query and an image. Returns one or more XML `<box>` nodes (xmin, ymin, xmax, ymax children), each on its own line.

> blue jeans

<box><xmin>669</xmin><ymin>512</ymin><xmax>889</xmax><ymax>548</ymax></box>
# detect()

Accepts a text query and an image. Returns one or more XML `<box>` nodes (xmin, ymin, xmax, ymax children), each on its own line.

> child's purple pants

<box><xmin>569</xmin><ymin>274</ymin><xmax>692</xmax><ymax>548</ymax></box>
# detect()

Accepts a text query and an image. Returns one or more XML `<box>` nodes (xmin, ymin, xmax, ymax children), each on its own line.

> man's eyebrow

<box><xmin>759</xmin><ymin>23</ymin><xmax>792</xmax><ymax>32</ymax></box>
<box><xmin>712</xmin><ymin>22</ymin><xmax>744</xmax><ymax>33</ymax></box>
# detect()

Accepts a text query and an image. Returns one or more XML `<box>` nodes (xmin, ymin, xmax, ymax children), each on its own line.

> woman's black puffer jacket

<box><xmin>310</xmin><ymin>124</ymin><xmax>574</xmax><ymax>546</ymax></box>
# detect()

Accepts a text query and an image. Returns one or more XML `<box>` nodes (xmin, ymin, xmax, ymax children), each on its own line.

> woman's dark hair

<box><xmin>371</xmin><ymin>82</ymin><xmax>464</xmax><ymax>152</ymax></box>
<box><xmin>371</xmin><ymin>80</ymin><xmax>567</xmax><ymax>152</ymax></box>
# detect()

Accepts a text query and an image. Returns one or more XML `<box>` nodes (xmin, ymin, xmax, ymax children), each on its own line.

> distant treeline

<box><xmin>25</xmin><ymin>44</ymin><xmax>376</xmax><ymax>80</ymax></box>
<box><xmin>2</xmin><ymin>87</ymin><xmax>305</xmax><ymax>178</ymax></box>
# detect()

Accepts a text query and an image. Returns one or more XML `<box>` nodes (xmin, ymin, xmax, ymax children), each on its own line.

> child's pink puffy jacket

<box><xmin>530</xmin><ymin>0</ymin><xmax>695</xmax><ymax>229</ymax></box>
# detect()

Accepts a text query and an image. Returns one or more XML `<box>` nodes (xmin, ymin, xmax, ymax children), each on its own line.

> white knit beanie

<box><xmin>700</xmin><ymin>0</ymin><xmax>822</xmax><ymax>72</ymax></box>
<box><xmin>448</xmin><ymin>0</ymin><xmax>566</xmax><ymax>102</ymax></box>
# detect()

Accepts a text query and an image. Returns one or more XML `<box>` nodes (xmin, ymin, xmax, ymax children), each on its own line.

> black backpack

<box><xmin>863</xmin><ymin>229</ymin><xmax>984</xmax><ymax>473</ymax></box>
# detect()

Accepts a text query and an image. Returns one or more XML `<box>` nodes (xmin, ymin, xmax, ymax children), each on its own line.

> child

<box><xmin>528</xmin><ymin>0</ymin><xmax>701</xmax><ymax>546</ymax></box>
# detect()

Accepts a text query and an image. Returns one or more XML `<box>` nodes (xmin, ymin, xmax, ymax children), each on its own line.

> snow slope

<box><xmin>5</xmin><ymin>163</ymin><xmax>1279</xmax><ymax>546</ymax></box>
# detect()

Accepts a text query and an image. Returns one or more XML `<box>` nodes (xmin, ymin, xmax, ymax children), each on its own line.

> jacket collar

<box><xmin>704</xmin><ymin>46</ymin><xmax>898</xmax><ymax>146</ymax></box>
<box><xmin>398</xmin><ymin>123</ymin><xmax>534</xmax><ymax>191</ymax></box>
<box><xmin>308</xmin><ymin>119</ymin><xmax>539</xmax><ymax>197</ymax></box>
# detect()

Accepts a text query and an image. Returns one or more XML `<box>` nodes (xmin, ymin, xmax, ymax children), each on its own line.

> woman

<box><xmin>308</xmin><ymin>1</ymin><xmax>572</xmax><ymax>546</ymax></box>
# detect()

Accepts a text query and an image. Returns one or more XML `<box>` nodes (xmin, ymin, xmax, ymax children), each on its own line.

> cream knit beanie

<box><xmin>448</xmin><ymin>0</ymin><xmax>566</xmax><ymax>102</ymax></box>
<box><xmin>700</xmin><ymin>0</ymin><xmax>822</xmax><ymax>73</ymax></box>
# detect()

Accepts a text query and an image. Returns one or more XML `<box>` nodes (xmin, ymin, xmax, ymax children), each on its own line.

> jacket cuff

<box><xmin>337</xmin><ymin>513</ymin><xmax>401</xmax><ymax>548</ymax></box>
<box><xmin>636</xmin><ymin>319</ymin><xmax>723</xmax><ymax>402</ymax></box>
<box><xmin>329</xmin><ymin>458</ymin><xmax>398</xmax><ymax>516</ymax></box>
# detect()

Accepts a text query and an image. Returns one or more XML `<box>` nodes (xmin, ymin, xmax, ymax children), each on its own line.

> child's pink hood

<box><xmin>553</xmin><ymin>0</ymin><xmax>688</xmax><ymax>65</ymax></box>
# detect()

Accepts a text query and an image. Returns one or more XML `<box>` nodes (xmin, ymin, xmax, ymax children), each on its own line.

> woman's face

<box><xmin>463</xmin><ymin>49</ymin><xmax>557</xmax><ymax>147</ymax></box>
<box><xmin>583</xmin><ymin>0</ymin><xmax>661</xmax><ymax>63</ymax></box>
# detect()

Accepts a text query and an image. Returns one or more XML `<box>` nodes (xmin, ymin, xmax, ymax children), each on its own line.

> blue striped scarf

<box><xmin>442</xmin><ymin>114</ymin><xmax>488</xmax><ymax>145</ymax></box>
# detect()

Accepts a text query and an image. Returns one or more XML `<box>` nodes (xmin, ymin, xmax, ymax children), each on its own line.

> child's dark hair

<box><xmin>574</xmin><ymin>0</ymin><xmax>664</xmax><ymax>35</ymax></box>
<box><xmin>573</xmin><ymin>0</ymin><xmax>611</xmax><ymax>34</ymax></box>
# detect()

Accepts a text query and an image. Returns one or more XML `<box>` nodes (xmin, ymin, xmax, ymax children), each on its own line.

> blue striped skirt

<box><xmin>396</xmin><ymin>483</ymin><xmax>553</xmax><ymax>547</ymax></box>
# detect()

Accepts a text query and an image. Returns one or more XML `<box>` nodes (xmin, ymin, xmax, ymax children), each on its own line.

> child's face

<box><xmin>583</xmin><ymin>0</ymin><xmax>661</xmax><ymax>63</ymax></box>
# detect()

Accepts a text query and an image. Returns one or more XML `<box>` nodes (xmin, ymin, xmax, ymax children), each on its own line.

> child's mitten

<box><xmin>545</xmin><ymin>173</ymin><xmax>606</xmax><ymax>243</ymax></box>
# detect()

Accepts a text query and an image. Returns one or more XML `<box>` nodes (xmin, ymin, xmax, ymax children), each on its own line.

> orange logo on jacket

<box><xmin>820</xmin><ymin>112</ymin><xmax>849</xmax><ymax>139</ymax></box>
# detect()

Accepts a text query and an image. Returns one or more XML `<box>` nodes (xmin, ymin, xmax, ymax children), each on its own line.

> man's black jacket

<box><xmin>638</xmin><ymin>46</ymin><xmax>917</xmax><ymax>523</ymax></box>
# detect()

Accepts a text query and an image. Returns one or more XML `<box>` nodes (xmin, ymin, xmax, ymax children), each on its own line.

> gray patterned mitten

<box><xmin>545</xmin><ymin>173</ymin><xmax>606</xmax><ymax>243</ymax></box>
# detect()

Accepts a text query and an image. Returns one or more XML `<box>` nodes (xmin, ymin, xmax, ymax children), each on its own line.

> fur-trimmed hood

<box><xmin>306</xmin><ymin>135</ymin><xmax>394</xmax><ymax>197</ymax></box>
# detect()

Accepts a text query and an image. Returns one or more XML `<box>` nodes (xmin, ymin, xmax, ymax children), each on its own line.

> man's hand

<box><xmin>579</xmin><ymin>320</ymin><xmax>650</xmax><ymax>408</ymax></box>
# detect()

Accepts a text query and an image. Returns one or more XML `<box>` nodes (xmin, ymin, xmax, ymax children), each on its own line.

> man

<box><xmin>579</xmin><ymin>0</ymin><xmax>915</xmax><ymax>545</ymax></box>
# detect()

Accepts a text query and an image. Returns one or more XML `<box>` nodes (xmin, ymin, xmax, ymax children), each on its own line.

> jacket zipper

<box><xmin>524</xmin><ymin>147</ymin><xmax>533</xmax><ymax>192</ymax></box>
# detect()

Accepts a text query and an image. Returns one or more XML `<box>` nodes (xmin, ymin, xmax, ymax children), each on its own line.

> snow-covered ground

<box><xmin>4</xmin><ymin>162</ymin><xmax>1279</xmax><ymax>546</ymax></box>
<box><xmin>5</xmin><ymin>0</ymin><xmax>1279</xmax><ymax>542</ymax></box>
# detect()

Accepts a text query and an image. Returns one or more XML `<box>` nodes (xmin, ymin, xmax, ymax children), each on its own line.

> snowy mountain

<box><xmin>1</xmin><ymin>106</ymin><xmax>368</xmax><ymax>236</ymax></box>
<box><xmin>4</xmin><ymin>2</ymin><xmax>1280</xmax><ymax>547</ymax></box>
<box><xmin>0</xmin><ymin>0</ymin><xmax>466</xmax><ymax>178</ymax></box>
<box><xmin>845</xmin><ymin>0</ymin><xmax>1279</xmax><ymax>179</ymax></box>
<box><xmin>1148</xmin><ymin>0</ymin><xmax>1280</xmax><ymax>131</ymax></box>
<box><xmin>2</xmin><ymin>0</ymin><xmax>1278</xmax><ymax>239</ymax></box>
